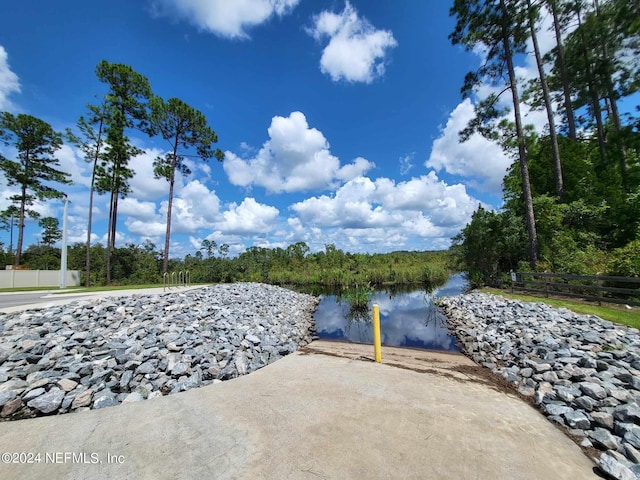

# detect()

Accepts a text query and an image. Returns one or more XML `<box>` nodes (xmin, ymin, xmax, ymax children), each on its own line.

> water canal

<box><xmin>310</xmin><ymin>273</ymin><xmax>468</xmax><ymax>352</ymax></box>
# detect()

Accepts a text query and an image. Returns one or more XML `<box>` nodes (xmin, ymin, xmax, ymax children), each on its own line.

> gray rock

<box><xmin>0</xmin><ymin>390</ymin><xmax>18</xmax><ymax>407</ymax></box>
<box><xmin>520</xmin><ymin>367</ymin><xmax>533</xmax><ymax>378</ymax></box>
<box><xmin>623</xmin><ymin>427</ymin><xmax>640</xmax><ymax>449</ymax></box>
<box><xmin>614</xmin><ymin>403</ymin><xmax>640</xmax><ymax>423</ymax></box>
<box><xmin>23</xmin><ymin>387</ymin><xmax>46</xmax><ymax>401</ymax></box>
<box><xmin>171</xmin><ymin>362</ymin><xmax>188</xmax><ymax>376</ymax></box>
<box><xmin>120</xmin><ymin>370</ymin><xmax>133</xmax><ymax>390</ymax></box>
<box><xmin>598</xmin><ymin>452</ymin><xmax>636</xmax><ymax>480</ymax></box>
<box><xmin>235</xmin><ymin>352</ymin><xmax>248</xmax><ymax>376</ymax></box>
<box><xmin>0</xmin><ymin>379</ymin><xmax>28</xmax><ymax>393</ymax></box>
<box><xmin>122</xmin><ymin>392</ymin><xmax>144</xmax><ymax>403</ymax></box>
<box><xmin>622</xmin><ymin>442</ymin><xmax>640</xmax><ymax>463</ymax></box>
<box><xmin>27</xmin><ymin>387</ymin><xmax>65</xmax><ymax>414</ymax></box>
<box><xmin>564</xmin><ymin>410</ymin><xmax>591</xmax><ymax>429</ymax></box>
<box><xmin>579</xmin><ymin>382</ymin><xmax>607</xmax><ymax>400</ymax></box>
<box><xmin>573</xmin><ymin>395</ymin><xmax>596</xmax><ymax>412</ymax></box>
<box><xmin>544</xmin><ymin>404</ymin><xmax>573</xmax><ymax>417</ymax></box>
<box><xmin>589</xmin><ymin>428</ymin><xmax>621</xmax><ymax>450</ymax></box>
<box><xmin>93</xmin><ymin>396</ymin><xmax>118</xmax><ymax>409</ymax></box>
<box><xmin>135</xmin><ymin>361</ymin><xmax>156</xmax><ymax>375</ymax></box>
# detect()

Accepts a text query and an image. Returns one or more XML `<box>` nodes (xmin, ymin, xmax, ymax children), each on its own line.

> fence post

<box><xmin>545</xmin><ymin>277</ymin><xmax>549</xmax><ymax>298</ymax></box>
<box><xmin>597</xmin><ymin>274</ymin><xmax>602</xmax><ymax>306</ymax></box>
<box><xmin>372</xmin><ymin>304</ymin><xmax>382</xmax><ymax>363</ymax></box>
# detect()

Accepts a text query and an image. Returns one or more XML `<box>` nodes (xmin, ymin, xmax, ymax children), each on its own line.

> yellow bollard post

<box><xmin>372</xmin><ymin>304</ymin><xmax>382</xmax><ymax>363</ymax></box>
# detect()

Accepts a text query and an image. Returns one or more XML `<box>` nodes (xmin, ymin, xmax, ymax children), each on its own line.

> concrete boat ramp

<box><xmin>0</xmin><ymin>340</ymin><xmax>599</xmax><ymax>480</ymax></box>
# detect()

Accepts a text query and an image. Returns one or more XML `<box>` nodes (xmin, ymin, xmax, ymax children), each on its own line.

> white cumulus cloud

<box><xmin>218</xmin><ymin>197</ymin><xmax>279</xmax><ymax>234</ymax></box>
<box><xmin>426</xmin><ymin>99</ymin><xmax>511</xmax><ymax>195</ymax></box>
<box><xmin>128</xmin><ymin>148</ymin><xmax>172</xmax><ymax>201</ymax></box>
<box><xmin>307</xmin><ymin>1</ymin><xmax>397</xmax><ymax>83</ymax></box>
<box><xmin>223</xmin><ymin>111</ymin><xmax>374</xmax><ymax>193</ymax></box>
<box><xmin>291</xmin><ymin>173</ymin><xmax>478</xmax><ymax>236</ymax></box>
<box><xmin>0</xmin><ymin>46</ymin><xmax>20</xmax><ymax>111</ymax></box>
<box><xmin>150</xmin><ymin>0</ymin><xmax>300</xmax><ymax>39</ymax></box>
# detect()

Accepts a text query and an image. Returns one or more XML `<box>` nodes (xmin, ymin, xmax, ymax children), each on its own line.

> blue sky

<box><xmin>0</xmin><ymin>0</ymin><xmax>557</xmax><ymax>257</ymax></box>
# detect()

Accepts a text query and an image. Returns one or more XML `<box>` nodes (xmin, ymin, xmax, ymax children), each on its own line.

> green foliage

<box><xmin>168</xmin><ymin>243</ymin><xmax>453</xmax><ymax>289</ymax></box>
<box><xmin>452</xmin><ymin>207</ymin><xmax>526</xmax><ymax>287</ymax></box>
<box><xmin>0</xmin><ymin>112</ymin><xmax>71</xmax><ymax>266</ymax></box>
<box><xmin>66</xmin><ymin>242</ymin><xmax>160</xmax><ymax>286</ymax></box>
<box><xmin>95</xmin><ymin>60</ymin><xmax>153</xmax><ymax>284</ymax></box>
<box><xmin>22</xmin><ymin>244</ymin><xmax>60</xmax><ymax>270</ymax></box>
<box><xmin>38</xmin><ymin>217</ymin><xmax>61</xmax><ymax>247</ymax></box>
<box><xmin>452</xmin><ymin>1</ymin><xmax>640</xmax><ymax>286</ymax></box>
<box><xmin>339</xmin><ymin>284</ymin><xmax>374</xmax><ymax>310</ymax></box>
<box><xmin>608</xmin><ymin>240</ymin><xmax>640</xmax><ymax>277</ymax></box>
<box><xmin>147</xmin><ymin>95</ymin><xmax>224</xmax><ymax>274</ymax></box>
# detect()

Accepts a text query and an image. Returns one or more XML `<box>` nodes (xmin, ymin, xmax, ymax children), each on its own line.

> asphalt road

<box><xmin>0</xmin><ymin>292</ymin><xmax>62</xmax><ymax>310</ymax></box>
<box><xmin>0</xmin><ymin>286</ymin><xmax>207</xmax><ymax>313</ymax></box>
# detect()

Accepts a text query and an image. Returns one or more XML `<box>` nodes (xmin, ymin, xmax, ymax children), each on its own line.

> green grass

<box><xmin>480</xmin><ymin>287</ymin><xmax>640</xmax><ymax>329</ymax></box>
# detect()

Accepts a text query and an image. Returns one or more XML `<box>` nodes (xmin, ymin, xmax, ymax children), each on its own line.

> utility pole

<box><xmin>60</xmin><ymin>195</ymin><xmax>69</xmax><ymax>289</ymax></box>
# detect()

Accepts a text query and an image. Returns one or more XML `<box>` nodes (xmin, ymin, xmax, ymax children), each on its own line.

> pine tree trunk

<box><xmin>85</xmin><ymin>118</ymin><xmax>104</xmax><ymax>287</ymax></box>
<box><xmin>111</xmin><ymin>192</ymin><xmax>119</xmax><ymax>278</ymax></box>
<box><xmin>106</xmin><ymin>188</ymin><xmax>115</xmax><ymax>285</ymax></box>
<box><xmin>86</xmin><ymin>163</ymin><xmax>96</xmax><ymax>287</ymax></box>
<box><xmin>528</xmin><ymin>0</ymin><xmax>564</xmax><ymax>200</ymax></box>
<box><xmin>501</xmin><ymin>0</ymin><xmax>538</xmax><ymax>269</ymax></box>
<box><xmin>549</xmin><ymin>0</ymin><xmax>577</xmax><ymax>140</ymax></box>
<box><xmin>162</xmin><ymin>153</ymin><xmax>178</xmax><ymax>275</ymax></box>
<box><xmin>593</xmin><ymin>0</ymin><xmax>628</xmax><ymax>188</ymax></box>
<box><xmin>576</xmin><ymin>7</ymin><xmax>607</xmax><ymax>164</ymax></box>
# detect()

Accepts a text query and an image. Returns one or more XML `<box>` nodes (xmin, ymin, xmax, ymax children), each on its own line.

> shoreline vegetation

<box><xmin>3</xmin><ymin>241</ymin><xmax>454</xmax><ymax>290</ymax></box>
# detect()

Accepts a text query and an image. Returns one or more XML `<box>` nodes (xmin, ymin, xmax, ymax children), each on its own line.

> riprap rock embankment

<box><xmin>440</xmin><ymin>293</ymin><xmax>640</xmax><ymax>480</ymax></box>
<box><xmin>0</xmin><ymin>283</ymin><xmax>318</xmax><ymax>420</ymax></box>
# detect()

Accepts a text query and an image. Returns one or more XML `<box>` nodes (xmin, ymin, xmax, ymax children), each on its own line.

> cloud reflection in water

<box><xmin>313</xmin><ymin>274</ymin><xmax>467</xmax><ymax>352</ymax></box>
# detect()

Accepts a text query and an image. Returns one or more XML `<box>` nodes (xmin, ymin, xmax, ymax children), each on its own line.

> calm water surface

<box><xmin>312</xmin><ymin>273</ymin><xmax>468</xmax><ymax>352</ymax></box>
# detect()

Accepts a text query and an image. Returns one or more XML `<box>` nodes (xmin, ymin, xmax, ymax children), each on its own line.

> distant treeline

<box><xmin>0</xmin><ymin>241</ymin><xmax>454</xmax><ymax>288</ymax></box>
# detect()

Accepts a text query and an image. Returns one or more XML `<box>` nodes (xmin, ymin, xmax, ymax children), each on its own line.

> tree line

<box><xmin>0</xmin><ymin>239</ymin><xmax>453</xmax><ymax>289</ymax></box>
<box><xmin>0</xmin><ymin>60</ymin><xmax>223</xmax><ymax>285</ymax></box>
<box><xmin>450</xmin><ymin>0</ymin><xmax>640</xmax><ymax>285</ymax></box>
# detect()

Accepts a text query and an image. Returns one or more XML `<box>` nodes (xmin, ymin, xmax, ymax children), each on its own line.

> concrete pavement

<box><xmin>0</xmin><ymin>341</ymin><xmax>598</xmax><ymax>480</ymax></box>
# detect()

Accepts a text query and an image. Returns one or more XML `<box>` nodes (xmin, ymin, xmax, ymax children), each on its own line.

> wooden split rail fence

<box><xmin>511</xmin><ymin>272</ymin><xmax>640</xmax><ymax>307</ymax></box>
